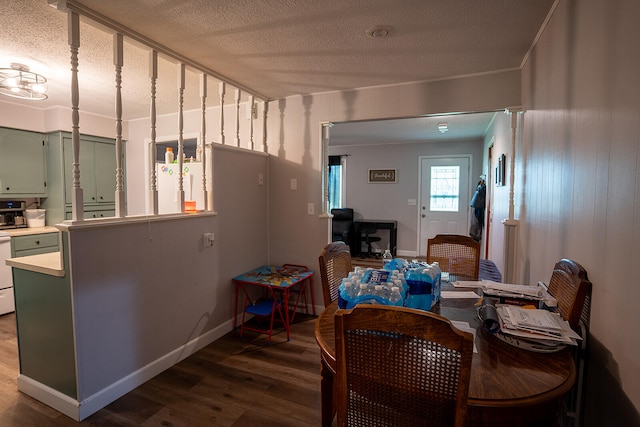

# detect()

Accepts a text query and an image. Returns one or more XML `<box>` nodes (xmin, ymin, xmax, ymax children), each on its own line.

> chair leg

<box><xmin>239</xmin><ymin>297</ymin><xmax>248</xmax><ymax>338</ymax></box>
<box><xmin>266</xmin><ymin>299</ymin><xmax>277</xmax><ymax>341</ymax></box>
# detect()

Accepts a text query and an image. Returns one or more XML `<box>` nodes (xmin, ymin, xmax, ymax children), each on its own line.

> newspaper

<box><xmin>496</xmin><ymin>305</ymin><xmax>582</xmax><ymax>345</ymax></box>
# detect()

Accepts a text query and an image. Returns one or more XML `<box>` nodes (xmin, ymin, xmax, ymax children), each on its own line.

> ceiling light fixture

<box><xmin>438</xmin><ymin>122</ymin><xmax>449</xmax><ymax>133</ymax></box>
<box><xmin>0</xmin><ymin>63</ymin><xmax>48</xmax><ymax>100</ymax></box>
<box><xmin>366</xmin><ymin>25</ymin><xmax>395</xmax><ymax>39</ymax></box>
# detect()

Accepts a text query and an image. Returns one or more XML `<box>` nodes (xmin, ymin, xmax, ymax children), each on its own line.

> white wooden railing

<box><xmin>52</xmin><ymin>1</ymin><xmax>269</xmax><ymax>220</ymax></box>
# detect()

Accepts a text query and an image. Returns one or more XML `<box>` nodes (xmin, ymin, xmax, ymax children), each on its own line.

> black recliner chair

<box><xmin>331</xmin><ymin>208</ymin><xmax>354</xmax><ymax>253</ymax></box>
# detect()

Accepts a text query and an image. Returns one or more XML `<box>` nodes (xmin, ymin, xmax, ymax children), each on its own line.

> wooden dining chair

<box><xmin>318</xmin><ymin>241</ymin><xmax>353</xmax><ymax>307</ymax></box>
<box><xmin>334</xmin><ymin>305</ymin><xmax>474</xmax><ymax>427</ymax></box>
<box><xmin>547</xmin><ymin>259</ymin><xmax>592</xmax><ymax>427</ymax></box>
<box><xmin>426</xmin><ymin>234</ymin><xmax>481</xmax><ymax>281</ymax></box>
<box><xmin>547</xmin><ymin>259</ymin><xmax>591</xmax><ymax>333</ymax></box>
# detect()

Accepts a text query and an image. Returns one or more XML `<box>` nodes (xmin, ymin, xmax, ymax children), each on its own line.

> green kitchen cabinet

<box><xmin>0</xmin><ymin>127</ymin><xmax>47</xmax><ymax>197</ymax></box>
<box><xmin>42</xmin><ymin>132</ymin><xmax>123</xmax><ymax>225</ymax></box>
<box><xmin>10</xmin><ymin>232</ymin><xmax>60</xmax><ymax>258</ymax></box>
<box><xmin>62</xmin><ymin>135</ymin><xmax>117</xmax><ymax>205</ymax></box>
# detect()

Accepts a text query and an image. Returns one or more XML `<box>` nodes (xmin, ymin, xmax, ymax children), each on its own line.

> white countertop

<box><xmin>5</xmin><ymin>251</ymin><xmax>65</xmax><ymax>277</ymax></box>
<box><xmin>3</xmin><ymin>226</ymin><xmax>59</xmax><ymax>237</ymax></box>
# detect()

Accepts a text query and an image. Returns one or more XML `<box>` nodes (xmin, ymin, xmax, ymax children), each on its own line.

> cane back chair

<box><xmin>318</xmin><ymin>241</ymin><xmax>353</xmax><ymax>307</ymax></box>
<box><xmin>334</xmin><ymin>305</ymin><xmax>474</xmax><ymax>427</ymax></box>
<box><xmin>427</xmin><ymin>234</ymin><xmax>481</xmax><ymax>281</ymax></box>
<box><xmin>547</xmin><ymin>259</ymin><xmax>592</xmax><ymax>426</ymax></box>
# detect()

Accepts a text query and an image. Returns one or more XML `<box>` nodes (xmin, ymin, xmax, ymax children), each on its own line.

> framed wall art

<box><xmin>368</xmin><ymin>169</ymin><xmax>396</xmax><ymax>183</ymax></box>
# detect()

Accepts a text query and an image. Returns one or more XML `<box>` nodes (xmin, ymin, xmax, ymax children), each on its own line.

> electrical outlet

<box><xmin>203</xmin><ymin>233</ymin><xmax>215</xmax><ymax>247</ymax></box>
<box><xmin>290</xmin><ymin>178</ymin><xmax>297</xmax><ymax>190</ymax></box>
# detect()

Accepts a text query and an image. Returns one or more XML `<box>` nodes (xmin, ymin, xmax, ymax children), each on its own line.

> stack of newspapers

<box><xmin>453</xmin><ymin>280</ymin><xmax>558</xmax><ymax>308</ymax></box>
<box><xmin>496</xmin><ymin>305</ymin><xmax>582</xmax><ymax>346</ymax></box>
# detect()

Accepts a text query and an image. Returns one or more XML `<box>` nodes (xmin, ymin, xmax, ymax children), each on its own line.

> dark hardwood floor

<box><xmin>0</xmin><ymin>312</ymin><xmax>324</xmax><ymax>426</ymax></box>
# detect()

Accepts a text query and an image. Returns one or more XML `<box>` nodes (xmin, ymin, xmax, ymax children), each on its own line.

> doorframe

<box><xmin>485</xmin><ymin>138</ymin><xmax>495</xmax><ymax>259</ymax></box>
<box><xmin>417</xmin><ymin>154</ymin><xmax>473</xmax><ymax>257</ymax></box>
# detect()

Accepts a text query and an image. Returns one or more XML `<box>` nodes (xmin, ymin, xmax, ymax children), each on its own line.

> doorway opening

<box><xmin>418</xmin><ymin>155</ymin><xmax>472</xmax><ymax>256</ymax></box>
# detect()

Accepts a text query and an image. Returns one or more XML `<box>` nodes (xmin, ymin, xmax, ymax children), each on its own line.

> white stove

<box><xmin>0</xmin><ymin>231</ymin><xmax>14</xmax><ymax>315</ymax></box>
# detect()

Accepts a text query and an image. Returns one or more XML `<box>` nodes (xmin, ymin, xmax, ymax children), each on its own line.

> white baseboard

<box><xmin>396</xmin><ymin>249</ymin><xmax>418</xmax><ymax>258</ymax></box>
<box><xmin>18</xmin><ymin>319</ymin><xmax>235</xmax><ymax>421</ymax></box>
<box><xmin>18</xmin><ymin>376</ymin><xmax>81</xmax><ymax>420</ymax></box>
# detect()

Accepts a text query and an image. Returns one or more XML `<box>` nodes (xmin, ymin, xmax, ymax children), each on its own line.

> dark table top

<box><xmin>314</xmin><ymin>287</ymin><xmax>576</xmax><ymax>408</ymax></box>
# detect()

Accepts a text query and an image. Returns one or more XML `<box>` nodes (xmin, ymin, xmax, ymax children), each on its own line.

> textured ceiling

<box><xmin>329</xmin><ymin>111</ymin><xmax>499</xmax><ymax>146</ymax></box>
<box><xmin>0</xmin><ymin>0</ymin><xmax>554</xmax><ymax>139</ymax></box>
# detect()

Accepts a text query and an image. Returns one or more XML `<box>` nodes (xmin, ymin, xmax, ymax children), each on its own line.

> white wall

<box><xmin>519</xmin><ymin>0</ymin><xmax>639</xmax><ymax>422</ymax></box>
<box><xmin>330</xmin><ymin>138</ymin><xmax>484</xmax><ymax>257</ymax></box>
<box><xmin>64</xmin><ymin>143</ymin><xmax>268</xmax><ymax>413</ymax></box>
<box><xmin>266</xmin><ymin>70</ymin><xmax>521</xmax><ymax>290</ymax></box>
<box><xmin>481</xmin><ymin>112</ymin><xmax>513</xmax><ymax>273</ymax></box>
<box><xmin>0</xmin><ymin>103</ymin><xmax>127</xmax><ymax>139</ymax></box>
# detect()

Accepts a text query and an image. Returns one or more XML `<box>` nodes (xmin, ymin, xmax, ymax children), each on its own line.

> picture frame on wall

<box><xmin>368</xmin><ymin>169</ymin><xmax>396</xmax><ymax>183</ymax></box>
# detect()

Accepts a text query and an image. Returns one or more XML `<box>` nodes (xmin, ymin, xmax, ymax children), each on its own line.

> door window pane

<box><xmin>430</xmin><ymin>166</ymin><xmax>460</xmax><ymax>212</ymax></box>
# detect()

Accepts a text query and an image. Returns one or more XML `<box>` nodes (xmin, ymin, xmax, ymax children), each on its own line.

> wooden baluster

<box><xmin>206</xmin><ymin>139</ymin><xmax>214</xmax><ymax>213</ymax></box>
<box><xmin>177</xmin><ymin>63</ymin><xmax>185</xmax><ymax>212</ymax></box>
<box><xmin>262</xmin><ymin>101</ymin><xmax>269</xmax><ymax>153</ymax></box>
<box><xmin>249</xmin><ymin>95</ymin><xmax>255</xmax><ymax>150</ymax></box>
<box><xmin>200</xmin><ymin>73</ymin><xmax>208</xmax><ymax>211</ymax></box>
<box><xmin>234</xmin><ymin>88</ymin><xmax>241</xmax><ymax>147</ymax></box>
<box><xmin>113</xmin><ymin>33</ymin><xmax>125</xmax><ymax>217</ymax></box>
<box><xmin>321</xmin><ymin>122</ymin><xmax>333</xmax><ymax>215</ymax></box>
<box><xmin>68</xmin><ymin>11</ymin><xmax>83</xmax><ymax>221</ymax></box>
<box><xmin>219</xmin><ymin>82</ymin><xmax>225</xmax><ymax>145</ymax></box>
<box><xmin>149</xmin><ymin>50</ymin><xmax>158</xmax><ymax>214</ymax></box>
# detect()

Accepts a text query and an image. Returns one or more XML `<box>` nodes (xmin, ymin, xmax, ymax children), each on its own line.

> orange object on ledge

<box><xmin>184</xmin><ymin>200</ymin><xmax>196</xmax><ymax>212</ymax></box>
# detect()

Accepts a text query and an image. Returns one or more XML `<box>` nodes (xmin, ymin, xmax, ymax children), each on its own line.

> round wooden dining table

<box><xmin>314</xmin><ymin>294</ymin><xmax>576</xmax><ymax>426</ymax></box>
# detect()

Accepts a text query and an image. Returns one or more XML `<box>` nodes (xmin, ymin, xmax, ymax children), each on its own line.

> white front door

<box><xmin>418</xmin><ymin>156</ymin><xmax>471</xmax><ymax>256</ymax></box>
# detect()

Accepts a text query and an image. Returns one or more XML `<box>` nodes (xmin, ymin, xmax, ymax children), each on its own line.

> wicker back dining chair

<box><xmin>334</xmin><ymin>305</ymin><xmax>474</xmax><ymax>427</ymax></box>
<box><xmin>547</xmin><ymin>259</ymin><xmax>592</xmax><ymax>427</ymax></box>
<box><xmin>426</xmin><ymin>234</ymin><xmax>481</xmax><ymax>281</ymax></box>
<box><xmin>318</xmin><ymin>241</ymin><xmax>353</xmax><ymax>307</ymax></box>
<box><xmin>547</xmin><ymin>259</ymin><xmax>592</xmax><ymax>333</ymax></box>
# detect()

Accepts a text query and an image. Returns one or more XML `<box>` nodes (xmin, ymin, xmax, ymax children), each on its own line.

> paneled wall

<box><xmin>520</xmin><ymin>0</ymin><xmax>640</xmax><ymax>423</ymax></box>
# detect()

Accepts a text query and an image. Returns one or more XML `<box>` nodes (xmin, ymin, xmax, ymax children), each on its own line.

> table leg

<box><xmin>233</xmin><ymin>284</ymin><xmax>239</xmax><ymax>329</ymax></box>
<box><xmin>320</xmin><ymin>359</ymin><xmax>335</xmax><ymax>427</ymax></box>
<box><xmin>282</xmin><ymin>289</ymin><xmax>291</xmax><ymax>340</ymax></box>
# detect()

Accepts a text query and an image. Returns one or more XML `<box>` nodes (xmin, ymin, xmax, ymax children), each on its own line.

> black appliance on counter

<box><xmin>0</xmin><ymin>200</ymin><xmax>27</xmax><ymax>229</ymax></box>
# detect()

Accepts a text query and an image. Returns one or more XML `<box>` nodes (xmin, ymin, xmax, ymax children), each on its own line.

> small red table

<box><xmin>232</xmin><ymin>264</ymin><xmax>315</xmax><ymax>341</ymax></box>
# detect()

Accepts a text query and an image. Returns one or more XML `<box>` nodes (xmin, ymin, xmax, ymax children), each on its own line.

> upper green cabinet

<box><xmin>62</xmin><ymin>136</ymin><xmax>117</xmax><ymax>205</ymax></box>
<box><xmin>0</xmin><ymin>128</ymin><xmax>47</xmax><ymax>197</ymax></box>
<box><xmin>42</xmin><ymin>132</ymin><xmax>122</xmax><ymax>225</ymax></box>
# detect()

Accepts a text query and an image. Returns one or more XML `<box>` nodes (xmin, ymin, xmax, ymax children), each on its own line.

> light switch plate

<box><xmin>203</xmin><ymin>233</ymin><xmax>214</xmax><ymax>247</ymax></box>
<box><xmin>307</xmin><ymin>203</ymin><xmax>315</xmax><ymax>215</ymax></box>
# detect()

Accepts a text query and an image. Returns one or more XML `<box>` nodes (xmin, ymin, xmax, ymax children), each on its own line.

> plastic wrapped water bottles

<box><xmin>389</xmin><ymin>286</ymin><xmax>403</xmax><ymax>306</ymax></box>
<box><xmin>382</xmin><ymin>249</ymin><xmax>393</xmax><ymax>268</ymax></box>
<box><xmin>405</xmin><ymin>263</ymin><xmax>441</xmax><ymax>310</ymax></box>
